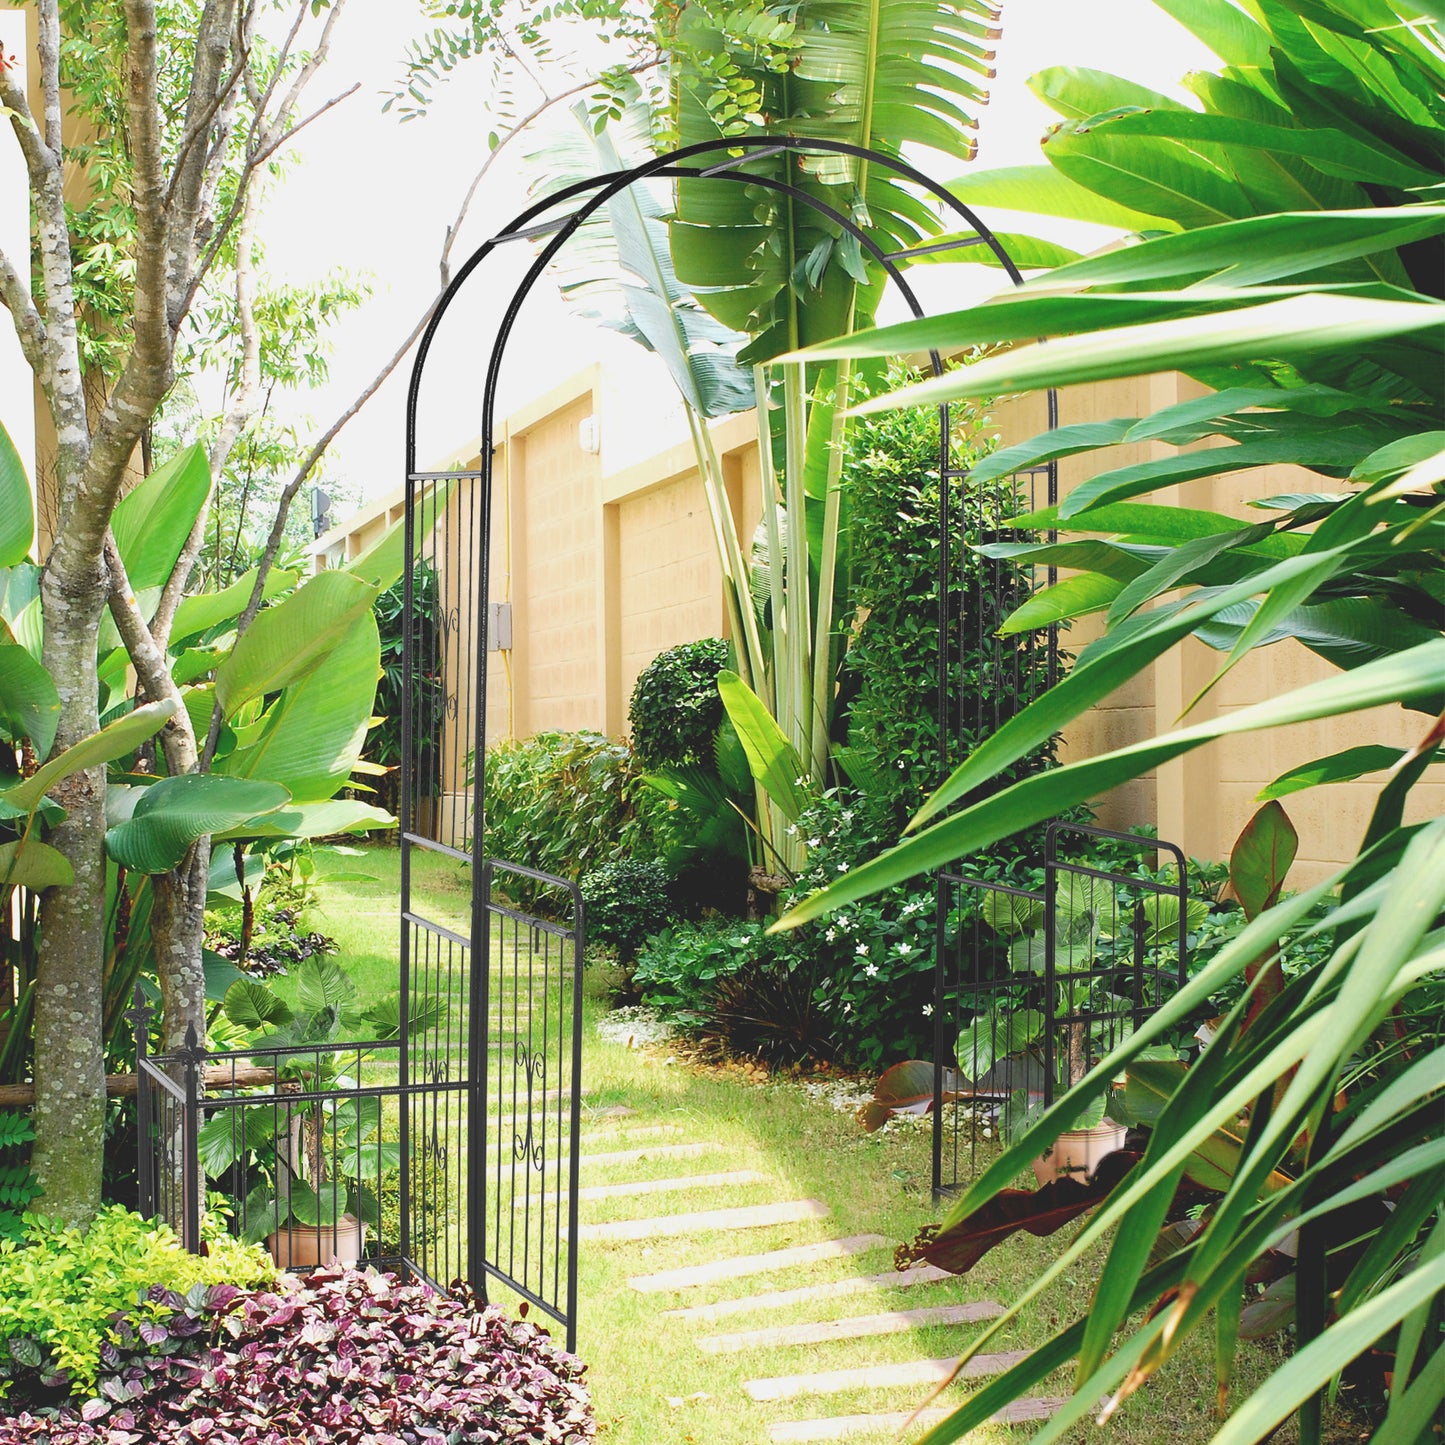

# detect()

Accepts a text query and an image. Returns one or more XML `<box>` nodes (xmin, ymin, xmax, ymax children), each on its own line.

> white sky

<box><xmin>254</xmin><ymin>0</ymin><xmax>1217</xmax><ymax>506</ymax></box>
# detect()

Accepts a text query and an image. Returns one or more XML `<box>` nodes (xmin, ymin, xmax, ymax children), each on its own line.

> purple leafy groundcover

<box><xmin>0</xmin><ymin>1268</ymin><xmax>594</xmax><ymax>1445</ymax></box>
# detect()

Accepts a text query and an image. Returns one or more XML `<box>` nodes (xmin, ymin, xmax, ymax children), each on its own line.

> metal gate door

<box><xmin>399</xmin><ymin>473</ymin><xmax>584</xmax><ymax>1350</ymax></box>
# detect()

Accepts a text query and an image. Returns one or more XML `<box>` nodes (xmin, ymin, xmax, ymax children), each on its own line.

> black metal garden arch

<box><xmin>394</xmin><ymin>134</ymin><xmax>1073</xmax><ymax>1346</ymax></box>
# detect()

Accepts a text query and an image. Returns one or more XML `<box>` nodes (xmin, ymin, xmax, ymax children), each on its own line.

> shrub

<box><xmin>0</xmin><ymin>1207</ymin><xmax>275</xmax><ymax>1405</ymax></box>
<box><xmin>203</xmin><ymin>886</ymin><xmax>338</xmax><ymax>980</ymax></box>
<box><xmin>840</xmin><ymin>379</ymin><xmax>1053</xmax><ymax>834</ymax></box>
<box><xmin>3</xmin><ymin>1268</ymin><xmax>595</xmax><ymax>1444</ymax></box>
<box><xmin>479</xmin><ymin>731</ymin><xmax>660</xmax><ymax>906</ymax></box>
<box><xmin>0</xmin><ymin>1113</ymin><xmax>38</xmax><ymax>1243</ymax></box>
<box><xmin>627</xmin><ymin>637</ymin><xmax>729</xmax><ymax>770</ymax></box>
<box><xmin>579</xmin><ymin>857</ymin><xmax>675</xmax><ymax>960</ymax></box>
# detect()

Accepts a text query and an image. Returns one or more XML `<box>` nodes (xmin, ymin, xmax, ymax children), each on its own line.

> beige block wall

<box><xmin>994</xmin><ymin>374</ymin><xmax>1442</xmax><ymax>881</ymax></box>
<box><xmin>316</xmin><ymin>366</ymin><xmax>1441</xmax><ymax>875</ymax></box>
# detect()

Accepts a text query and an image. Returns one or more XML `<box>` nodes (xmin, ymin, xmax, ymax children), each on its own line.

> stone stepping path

<box><xmin>697</xmin><ymin>1300</ymin><xmax>1003</xmax><ymax>1355</ymax></box>
<box><xmin>577</xmin><ymin>1199</ymin><xmax>828</xmax><ymax>1243</ymax></box>
<box><xmin>629</xmin><ymin>1234</ymin><xmax>889</xmax><ymax>1294</ymax></box>
<box><xmin>745</xmin><ymin>1349</ymin><xmax>1033</xmax><ymax>1402</ymax></box>
<box><xmin>768</xmin><ymin>1397</ymin><xmax>1068</xmax><ymax>1441</ymax></box>
<box><xmin>662</xmin><ymin>1263</ymin><xmax>952</xmax><ymax>1323</ymax></box>
<box><xmin>516</xmin><ymin>1169</ymin><xmax>768</xmax><ymax>1208</ymax></box>
<box><xmin>489</xmin><ymin>1123</ymin><xmax>681</xmax><ymax>1156</ymax></box>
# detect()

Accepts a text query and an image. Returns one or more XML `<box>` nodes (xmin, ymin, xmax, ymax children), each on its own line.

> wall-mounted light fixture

<box><xmin>577</xmin><ymin>415</ymin><xmax>601</xmax><ymax>455</ymax></box>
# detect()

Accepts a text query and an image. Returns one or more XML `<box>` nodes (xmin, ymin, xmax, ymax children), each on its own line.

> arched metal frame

<box><xmin>400</xmin><ymin>135</ymin><xmax>1060</xmax><ymax>1342</ymax></box>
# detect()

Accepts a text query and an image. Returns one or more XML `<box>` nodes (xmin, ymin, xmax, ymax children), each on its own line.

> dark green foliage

<box><xmin>842</xmin><ymin>383</ymin><xmax>1054</xmax><ymax>834</ymax></box>
<box><xmin>203</xmin><ymin>885</ymin><xmax>338</xmax><ymax>981</ymax></box>
<box><xmin>628</xmin><ymin>638</ymin><xmax>730</xmax><ymax>770</ymax></box>
<box><xmin>480</xmin><ymin>731</ymin><xmax>660</xmax><ymax>908</ymax></box>
<box><xmin>633</xmin><ymin>918</ymin><xmax>833</xmax><ymax>1064</ymax></box>
<box><xmin>0</xmin><ymin>1111</ymin><xmax>38</xmax><ymax>1241</ymax></box>
<box><xmin>370</xmin><ymin>561</ymin><xmax>442</xmax><ymax>823</ymax></box>
<box><xmin>579</xmin><ymin>858</ymin><xmax>675</xmax><ymax>960</ymax></box>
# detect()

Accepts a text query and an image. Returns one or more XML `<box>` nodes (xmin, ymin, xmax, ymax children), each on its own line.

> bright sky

<box><xmin>258</xmin><ymin>0</ymin><xmax>1216</xmax><ymax>507</ymax></box>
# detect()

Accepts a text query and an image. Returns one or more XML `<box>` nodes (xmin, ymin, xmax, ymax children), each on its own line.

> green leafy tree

<box><xmin>777</xmin><ymin>3</ymin><xmax>1443</xmax><ymax>1439</ymax></box>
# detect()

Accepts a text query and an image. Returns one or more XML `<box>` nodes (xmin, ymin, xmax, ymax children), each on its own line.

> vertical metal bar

<box><xmin>181</xmin><ymin>1023</ymin><xmax>201</xmax><ymax>1254</ymax></box>
<box><xmin>468</xmin><ymin>862</ymin><xmax>492</xmax><ymax>1294</ymax></box>
<box><xmin>566</xmin><ymin>887</ymin><xmax>584</xmax><ymax>1352</ymax></box>
<box><xmin>132</xmin><ymin>986</ymin><xmax>154</xmax><ymax>1220</ymax></box>
<box><xmin>1042</xmin><ymin>831</ymin><xmax>1059</xmax><ymax>1111</ymax></box>
<box><xmin>931</xmin><ymin>873</ymin><xmax>946</xmax><ymax>1198</ymax></box>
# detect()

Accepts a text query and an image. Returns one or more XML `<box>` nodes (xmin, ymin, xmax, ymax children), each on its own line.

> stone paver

<box><xmin>629</xmin><ymin>1235</ymin><xmax>889</xmax><ymax>1294</ymax></box>
<box><xmin>697</xmin><ymin>1300</ymin><xmax>1003</xmax><ymax>1354</ymax></box>
<box><xmin>663</xmin><ymin>1264</ymin><xmax>952</xmax><ymax>1323</ymax></box>
<box><xmin>576</xmin><ymin>1199</ymin><xmax>829</xmax><ymax>1242</ymax></box>
<box><xmin>489</xmin><ymin>1123</ymin><xmax>681</xmax><ymax>1156</ymax></box>
<box><xmin>767</xmin><ymin>1397</ymin><xmax>1067</xmax><ymax>1441</ymax></box>
<box><xmin>517</xmin><ymin>1169</ymin><xmax>768</xmax><ymax>1207</ymax></box>
<box><xmin>744</xmin><ymin>1349</ymin><xmax>1032</xmax><ymax>1402</ymax></box>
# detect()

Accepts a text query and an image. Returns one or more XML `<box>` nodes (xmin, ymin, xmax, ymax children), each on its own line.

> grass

<box><xmin>296</xmin><ymin>843</ymin><xmax>1307</xmax><ymax>1445</ymax></box>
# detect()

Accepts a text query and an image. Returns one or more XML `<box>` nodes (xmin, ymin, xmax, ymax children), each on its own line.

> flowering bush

<box><xmin>2</xmin><ymin>1267</ymin><xmax>594</xmax><ymax>1445</ymax></box>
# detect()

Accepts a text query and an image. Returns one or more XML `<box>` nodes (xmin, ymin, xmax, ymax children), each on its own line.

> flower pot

<box><xmin>1032</xmin><ymin>1121</ymin><xmax>1127</xmax><ymax>1187</ymax></box>
<box><xmin>269</xmin><ymin>1214</ymin><xmax>365</xmax><ymax>1270</ymax></box>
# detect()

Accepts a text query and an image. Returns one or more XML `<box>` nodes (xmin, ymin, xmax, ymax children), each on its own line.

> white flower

<box><xmin>794</xmin><ymin>776</ymin><xmax>807</xmax><ymax>787</ymax></box>
<box><xmin>895</xmin><ymin>941</ymin><xmax>912</xmax><ymax>955</ymax></box>
<box><xmin>837</xmin><ymin>916</ymin><xmax>850</xmax><ymax>930</ymax></box>
<box><xmin>922</xmin><ymin>1003</ymin><xmax>934</xmax><ymax>1017</ymax></box>
<box><xmin>836</xmin><ymin>862</ymin><xmax>849</xmax><ymax>873</ymax></box>
<box><xmin>864</xmin><ymin>963</ymin><xmax>879</xmax><ymax>978</ymax></box>
<box><xmin>842</xmin><ymin>809</ymin><xmax>854</xmax><ymax>822</ymax></box>
<box><xmin>824</xmin><ymin>928</ymin><xmax>836</xmax><ymax>943</ymax></box>
<box><xmin>786</xmin><ymin>824</ymin><xmax>798</xmax><ymax>836</ymax></box>
<box><xmin>807</xmin><ymin>837</ymin><xmax>822</xmax><ymax>848</ymax></box>
<box><xmin>901</xmin><ymin>898</ymin><xmax>923</xmax><ymax>916</ymax></box>
<box><xmin>855</xmin><ymin>942</ymin><xmax>869</xmax><ymax>957</ymax></box>
<box><xmin>843</xmin><ymin>1001</ymin><xmax>853</xmax><ymax>1014</ymax></box>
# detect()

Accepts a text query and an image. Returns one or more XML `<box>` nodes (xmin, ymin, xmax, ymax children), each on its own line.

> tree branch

<box><xmin>104</xmin><ymin>536</ymin><xmax>197</xmax><ymax>776</ymax></box>
<box><xmin>0</xmin><ymin>241</ymin><xmax>48</xmax><ymax>377</ymax></box>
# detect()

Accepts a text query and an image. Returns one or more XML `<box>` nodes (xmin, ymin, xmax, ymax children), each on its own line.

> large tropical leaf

<box><xmin>216</xmin><ymin>610</ymin><xmax>381</xmax><ymax>802</ymax></box>
<box><xmin>1</xmin><ymin>700</ymin><xmax>177</xmax><ymax>813</ymax></box>
<box><xmin>669</xmin><ymin>0</ymin><xmax>997</xmax><ymax>362</ymax></box>
<box><xmin>104</xmin><ymin>775</ymin><xmax>291</xmax><ymax>874</ymax></box>
<box><xmin>716</xmin><ymin>669</ymin><xmax>811</xmax><ymax>823</ymax></box>
<box><xmin>170</xmin><ymin>565</ymin><xmax>300</xmax><ymax>644</ymax></box>
<box><xmin>0</xmin><ymin>421</ymin><xmax>34</xmax><ymax>569</ymax></box>
<box><xmin>109</xmin><ymin>444</ymin><xmax>211</xmax><ymax>591</ymax></box>
<box><xmin>0</xmin><ymin>838</ymin><xmax>74</xmax><ymax>891</ymax></box>
<box><xmin>0</xmin><ymin>641</ymin><xmax>59</xmax><ymax>758</ymax></box>
<box><xmin>526</xmin><ymin>98</ymin><xmax>755</xmax><ymax>420</ymax></box>
<box><xmin>214</xmin><ymin>569</ymin><xmax>378</xmax><ymax>717</ymax></box>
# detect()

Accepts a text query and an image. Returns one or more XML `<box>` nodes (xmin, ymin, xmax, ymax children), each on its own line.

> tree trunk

<box><xmin>30</xmin><ymin>557</ymin><xmax>109</xmax><ymax>1226</ymax></box>
<box><xmin>150</xmin><ymin>843</ymin><xmax>209</xmax><ymax>1053</ymax></box>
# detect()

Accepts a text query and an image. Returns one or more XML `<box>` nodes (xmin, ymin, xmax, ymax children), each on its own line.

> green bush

<box><xmin>628</xmin><ymin>638</ymin><xmax>729</xmax><ymax>770</ymax></box>
<box><xmin>0</xmin><ymin>1112</ymin><xmax>38</xmax><ymax>1242</ymax></box>
<box><xmin>479</xmin><ymin>731</ymin><xmax>660</xmax><ymax>905</ymax></box>
<box><xmin>841</xmin><ymin>378</ymin><xmax>1053</xmax><ymax>834</ymax></box>
<box><xmin>0</xmin><ymin>1206</ymin><xmax>275</xmax><ymax>1400</ymax></box>
<box><xmin>579</xmin><ymin>857</ymin><xmax>675</xmax><ymax>960</ymax></box>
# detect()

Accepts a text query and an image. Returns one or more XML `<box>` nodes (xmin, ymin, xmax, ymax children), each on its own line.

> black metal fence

<box><xmin>932</xmin><ymin>823</ymin><xmax>1191</xmax><ymax>1194</ymax></box>
<box><xmin>137</xmin><ymin>860</ymin><xmax>584</xmax><ymax>1351</ymax></box>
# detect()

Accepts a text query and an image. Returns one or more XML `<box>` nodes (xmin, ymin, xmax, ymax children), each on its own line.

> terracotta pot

<box><xmin>1032</xmin><ymin>1121</ymin><xmax>1128</xmax><ymax>1187</ymax></box>
<box><xmin>269</xmin><ymin>1214</ymin><xmax>365</xmax><ymax>1269</ymax></box>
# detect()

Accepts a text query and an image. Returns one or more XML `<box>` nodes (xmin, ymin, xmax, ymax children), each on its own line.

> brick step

<box><xmin>698</xmin><ymin>1301</ymin><xmax>1002</xmax><ymax>1355</ymax></box>
<box><xmin>629</xmin><ymin>1235</ymin><xmax>889</xmax><ymax>1294</ymax></box>
<box><xmin>663</xmin><ymin>1264</ymin><xmax>951</xmax><ymax>1323</ymax></box>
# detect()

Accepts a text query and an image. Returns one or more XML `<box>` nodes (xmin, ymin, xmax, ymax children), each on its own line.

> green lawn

<box><xmin>299</xmin><ymin>844</ymin><xmax>1301</xmax><ymax>1445</ymax></box>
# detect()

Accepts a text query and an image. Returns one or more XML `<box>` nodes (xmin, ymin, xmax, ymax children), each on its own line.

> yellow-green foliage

<box><xmin>0</xmin><ymin>1206</ymin><xmax>276</xmax><ymax>1397</ymax></box>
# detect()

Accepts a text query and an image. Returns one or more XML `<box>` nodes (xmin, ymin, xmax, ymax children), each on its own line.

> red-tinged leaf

<box><xmin>858</xmin><ymin>1059</ymin><xmax>964</xmax><ymax>1132</ymax></box>
<box><xmin>899</xmin><ymin>1151</ymin><xmax>1141</xmax><ymax>1275</ymax></box>
<box><xmin>1240</xmin><ymin>1274</ymin><xmax>1297</xmax><ymax>1339</ymax></box>
<box><xmin>1229</xmin><ymin>802</ymin><xmax>1298</xmax><ymax>922</ymax></box>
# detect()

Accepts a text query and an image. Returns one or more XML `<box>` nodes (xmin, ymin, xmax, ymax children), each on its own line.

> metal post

<box><xmin>1042</xmin><ymin>830</ymin><xmax>1059</xmax><ymax>1110</ymax></box>
<box><xmin>468</xmin><ymin>861</ymin><xmax>492</xmax><ymax>1296</ymax></box>
<box><xmin>931</xmin><ymin>873</ymin><xmax>947</xmax><ymax>1198</ymax></box>
<box><xmin>180</xmin><ymin>1022</ymin><xmax>202</xmax><ymax>1253</ymax></box>
<box><xmin>129</xmin><ymin>986</ymin><xmax>155</xmax><ymax>1219</ymax></box>
<box><xmin>565</xmin><ymin>891</ymin><xmax>584</xmax><ymax>1353</ymax></box>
